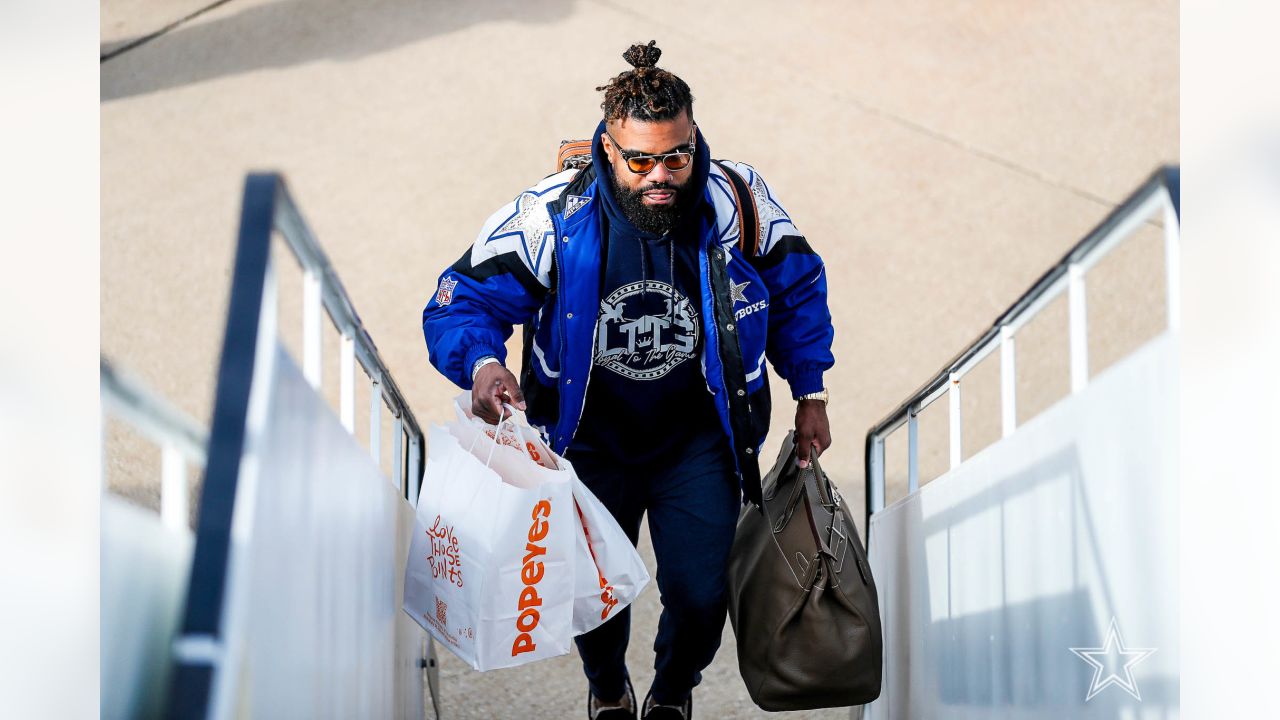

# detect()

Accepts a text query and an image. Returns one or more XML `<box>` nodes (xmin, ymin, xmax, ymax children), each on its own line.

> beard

<box><xmin>609</xmin><ymin>171</ymin><xmax>694</xmax><ymax>235</ymax></box>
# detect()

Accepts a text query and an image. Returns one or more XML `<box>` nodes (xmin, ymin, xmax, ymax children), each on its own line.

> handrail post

<box><xmin>161</xmin><ymin>443</ymin><xmax>187</xmax><ymax>530</ymax></box>
<box><xmin>1000</xmin><ymin>325</ymin><xmax>1017</xmax><ymax>438</ymax></box>
<box><xmin>948</xmin><ymin>373</ymin><xmax>962</xmax><ymax>469</ymax></box>
<box><xmin>303</xmin><ymin>270</ymin><xmax>322</xmax><ymax>388</ymax></box>
<box><xmin>1163</xmin><ymin>192</ymin><xmax>1181</xmax><ymax>332</ymax></box>
<box><xmin>869</xmin><ymin>437</ymin><xmax>886</xmax><ymax>514</ymax></box>
<box><xmin>1068</xmin><ymin>263</ymin><xmax>1089</xmax><ymax>394</ymax></box>
<box><xmin>907</xmin><ymin>409</ymin><xmax>919</xmax><ymax>494</ymax></box>
<box><xmin>407</xmin><ymin>434</ymin><xmax>422</xmax><ymax>505</ymax></box>
<box><xmin>340</xmin><ymin>335</ymin><xmax>355</xmax><ymax>432</ymax></box>
<box><xmin>369</xmin><ymin>372</ymin><xmax>382</xmax><ymax>466</ymax></box>
<box><xmin>392</xmin><ymin>418</ymin><xmax>404</xmax><ymax>493</ymax></box>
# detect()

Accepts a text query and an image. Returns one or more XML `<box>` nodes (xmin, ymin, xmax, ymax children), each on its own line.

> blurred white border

<box><xmin>1182</xmin><ymin>0</ymin><xmax>1280</xmax><ymax>715</ymax></box>
<box><xmin>0</xmin><ymin>0</ymin><xmax>100</xmax><ymax>717</ymax></box>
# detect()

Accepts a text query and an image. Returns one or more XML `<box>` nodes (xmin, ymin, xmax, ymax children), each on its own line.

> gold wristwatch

<box><xmin>798</xmin><ymin>389</ymin><xmax>829</xmax><ymax>404</ymax></box>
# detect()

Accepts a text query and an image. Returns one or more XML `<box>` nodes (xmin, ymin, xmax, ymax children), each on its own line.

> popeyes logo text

<box><xmin>426</xmin><ymin>515</ymin><xmax>463</xmax><ymax>588</ymax></box>
<box><xmin>511</xmin><ymin>499</ymin><xmax>552</xmax><ymax>657</ymax></box>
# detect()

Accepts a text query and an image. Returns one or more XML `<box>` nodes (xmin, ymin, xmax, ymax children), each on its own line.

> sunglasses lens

<box><xmin>663</xmin><ymin>153</ymin><xmax>692</xmax><ymax>171</ymax></box>
<box><xmin>628</xmin><ymin>157</ymin><xmax>658</xmax><ymax>174</ymax></box>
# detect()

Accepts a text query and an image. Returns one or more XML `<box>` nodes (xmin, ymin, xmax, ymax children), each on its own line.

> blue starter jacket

<box><xmin>422</xmin><ymin>132</ymin><xmax>833</xmax><ymax>504</ymax></box>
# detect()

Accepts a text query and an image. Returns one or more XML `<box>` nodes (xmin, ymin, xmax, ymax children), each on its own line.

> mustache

<box><xmin>641</xmin><ymin>181</ymin><xmax>679</xmax><ymax>192</ymax></box>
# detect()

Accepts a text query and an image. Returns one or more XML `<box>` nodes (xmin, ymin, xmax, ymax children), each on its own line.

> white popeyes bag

<box><xmin>567</xmin><ymin>477</ymin><xmax>651</xmax><ymax>634</ymax></box>
<box><xmin>403</xmin><ymin>409</ymin><xmax>575</xmax><ymax>671</ymax></box>
<box><xmin>447</xmin><ymin>397</ymin><xmax>651</xmax><ymax>635</ymax></box>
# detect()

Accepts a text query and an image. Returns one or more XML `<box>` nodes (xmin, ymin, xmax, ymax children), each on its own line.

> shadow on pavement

<box><xmin>101</xmin><ymin>0</ymin><xmax>576</xmax><ymax>102</ymax></box>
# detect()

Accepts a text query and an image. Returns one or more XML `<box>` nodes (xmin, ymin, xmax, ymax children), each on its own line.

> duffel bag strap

<box><xmin>799</xmin><ymin>452</ymin><xmax>851</xmax><ymax>579</ymax></box>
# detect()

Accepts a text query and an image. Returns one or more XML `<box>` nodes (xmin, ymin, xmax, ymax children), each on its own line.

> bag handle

<box><xmin>800</xmin><ymin>448</ymin><xmax>869</xmax><ymax>585</ymax></box>
<box><xmin>465</xmin><ymin>404</ymin><xmax>521</xmax><ymax>469</ymax></box>
<box><xmin>801</xmin><ymin>457</ymin><xmax>838</xmax><ymax>559</ymax></box>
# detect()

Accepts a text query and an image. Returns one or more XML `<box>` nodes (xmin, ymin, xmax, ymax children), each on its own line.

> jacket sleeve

<box><xmin>421</xmin><ymin>190</ymin><xmax>556</xmax><ymax>389</ymax></box>
<box><xmin>732</xmin><ymin>163</ymin><xmax>835</xmax><ymax>398</ymax></box>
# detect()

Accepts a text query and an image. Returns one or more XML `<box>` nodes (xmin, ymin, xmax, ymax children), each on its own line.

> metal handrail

<box><xmin>269</xmin><ymin>177</ymin><xmax>424</xmax><ymax>495</ymax></box>
<box><xmin>168</xmin><ymin>173</ymin><xmax>435</xmax><ymax>718</ymax></box>
<box><xmin>863</xmin><ymin>166</ymin><xmax>1180</xmax><ymax>533</ymax></box>
<box><xmin>101</xmin><ymin>357</ymin><xmax>209</xmax><ymax>529</ymax></box>
<box><xmin>102</xmin><ymin>357</ymin><xmax>209</xmax><ymax>465</ymax></box>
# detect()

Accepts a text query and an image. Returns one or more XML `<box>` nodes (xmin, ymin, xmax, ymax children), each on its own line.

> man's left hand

<box><xmin>795</xmin><ymin>399</ymin><xmax>831</xmax><ymax>469</ymax></box>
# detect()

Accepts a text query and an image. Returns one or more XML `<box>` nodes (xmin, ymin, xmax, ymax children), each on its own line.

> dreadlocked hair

<box><xmin>596</xmin><ymin>41</ymin><xmax>694</xmax><ymax>123</ymax></box>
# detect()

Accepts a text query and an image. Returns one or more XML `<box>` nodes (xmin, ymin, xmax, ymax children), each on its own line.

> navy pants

<box><xmin>567</xmin><ymin>433</ymin><xmax>741</xmax><ymax>706</ymax></box>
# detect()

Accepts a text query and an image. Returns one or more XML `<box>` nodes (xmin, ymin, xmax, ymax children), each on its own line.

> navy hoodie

<box><xmin>568</xmin><ymin>122</ymin><xmax>725</xmax><ymax>465</ymax></box>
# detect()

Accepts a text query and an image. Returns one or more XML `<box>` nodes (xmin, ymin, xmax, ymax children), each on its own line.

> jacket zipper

<box><xmin>701</xmin><ymin>238</ymin><xmax>739</xmax><ymax>466</ymax></box>
<box><xmin>553</xmin><ymin>213</ymin><xmax>599</xmax><ymax>453</ymax></box>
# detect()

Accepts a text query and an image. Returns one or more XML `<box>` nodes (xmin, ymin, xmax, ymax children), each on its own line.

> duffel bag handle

<box><xmin>798</xmin><ymin>447</ymin><xmax>869</xmax><ymax>586</ymax></box>
<box><xmin>803</xmin><ymin>450</ymin><xmax>875</xmax><ymax>586</ymax></box>
<box><xmin>799</xmin><ymin>448</ymin><xmax>838</xmax><ymax>559</ymax></box>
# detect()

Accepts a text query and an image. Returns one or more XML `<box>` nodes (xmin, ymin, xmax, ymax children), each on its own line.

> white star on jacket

<box><xmin>748</xmin><ymin>171</ymin><xmax>791</xmax><ymax>251</ymax></box>
<box><xmin>488</xmin><ymin>191</ymin><xmax>554</xmax><ymax>264</ymax></box>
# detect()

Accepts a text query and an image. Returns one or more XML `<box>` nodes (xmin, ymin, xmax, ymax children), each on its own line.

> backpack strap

<box><xmin>556</xmin><ymin>139</ymin><xmax>594</xmax><ymax>171</ymax></box>
<box><xmin>712</xmin><ymin>159</ymin><xmax>760</xmax><ymax>257</ymax></box>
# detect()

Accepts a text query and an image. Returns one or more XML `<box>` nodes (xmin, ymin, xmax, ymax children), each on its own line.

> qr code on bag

<box><xmin>436</xmin><ymin>597</ymin><xmax>447</xmax><ymax>626</ymax></box>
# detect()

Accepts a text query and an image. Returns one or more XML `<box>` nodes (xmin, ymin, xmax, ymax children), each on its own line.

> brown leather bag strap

<box><xmin>801</xmin><ymin>467</ymin><xmax>837</xmax><ymax>559</ymax></box>
<box><xmin>712</xmin><ymin>160</ymin><xmax>760</xmax><ymax>256</ymax></box>
<box><xmin>804</xmin><ymin>451</ymin><xmax>869</xmax><ymax>585</ymax></box>
<box><xmin>556</xmin><ymin>140</ymin><xmax>594</xmax><ymax>171</ymax></box>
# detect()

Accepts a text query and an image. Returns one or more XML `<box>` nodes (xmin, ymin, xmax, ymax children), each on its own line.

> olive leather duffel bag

<box><xmin>727</xmin><ymin>432</ymin><xmax>883</xmax><ymax>710</ymax></box>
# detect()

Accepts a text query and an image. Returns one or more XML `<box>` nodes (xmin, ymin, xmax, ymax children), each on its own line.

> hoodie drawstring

<box><xmin>667</xmin><ymin>236</ymin><xmax>675</xmax><ymax>328</ymax></box>
<box><xmin>634</xmin><ymin>234</ymin><xmax>678</xmax><ymax>332</ymax></box>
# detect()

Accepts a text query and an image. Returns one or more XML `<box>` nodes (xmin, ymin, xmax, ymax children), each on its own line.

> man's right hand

<box><xmin>471</xmin><ymin>362</ymin><xmax>527</xmax><ymax>424</ymax></box>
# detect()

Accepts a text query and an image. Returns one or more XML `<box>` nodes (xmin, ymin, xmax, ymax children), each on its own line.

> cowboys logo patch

<box><xmin>564</xmin><ymin>194</ymin><xmax>591</xmax><ymax>219</ymax></box>
<box><xmin>435</xmin><ymin>276</ymin><xmax>458</xmax><ymax>306</ymax></box>
<box><xmin>594</xmin><ymin>280</ymin><xmax>699</xmax><ymax>381</ymax></box>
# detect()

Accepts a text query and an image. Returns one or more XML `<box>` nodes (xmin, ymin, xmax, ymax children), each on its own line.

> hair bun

<box><xmin>622</xmin><ymin>40</ymin><xmax>662</xmax><ymax>69</ymax></box>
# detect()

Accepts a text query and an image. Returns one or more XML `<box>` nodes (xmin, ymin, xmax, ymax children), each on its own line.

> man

<box><xmin>422</xmin><ymin>41</ymin><xmax>834</xmax><ymax>720</ymax></box>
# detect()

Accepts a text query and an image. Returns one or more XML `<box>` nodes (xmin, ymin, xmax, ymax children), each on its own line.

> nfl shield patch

<box><xmin>435</xmin><ymin>276</ymin><xmax>458</xmax><ymax>306</ymax></box>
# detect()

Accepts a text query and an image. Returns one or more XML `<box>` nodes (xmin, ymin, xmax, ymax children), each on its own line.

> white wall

<box><xmin>867</xmin><ymin>334</ymin><xmax>1179</xmax><ymax>719</ymax></box>
<box><xmin>220</xmin><ymin>345</ymin><xmax>427</xmax><ymax>718</ymax></box>
<box><xmin>102</xmin><ymin>497</ymin><xmax>193</xmax><ymax>719</ymax></box>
